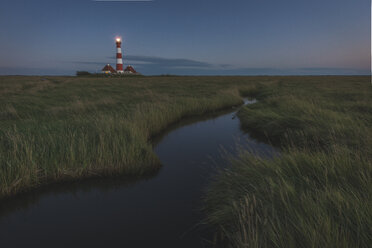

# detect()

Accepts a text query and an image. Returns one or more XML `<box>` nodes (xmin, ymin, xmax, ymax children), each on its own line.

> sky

<box><xmin>0</xmin><ymin>0</ymin><xmax>370</xmax><ymax>75</ymax></box>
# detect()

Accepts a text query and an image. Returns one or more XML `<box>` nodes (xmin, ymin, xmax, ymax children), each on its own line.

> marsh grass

<box><xmin>0</xmin><ymin>75</ymin><xmax>270</xmax><ymax>198</ymax></box>
<box><xmin>1</xmin><ymin>76</ymin><xmax>371</xmax><ymax>247</ymax></box>
<box><xmin>205</xmin><ymin>76</ymin><xmax>372</xmax><ymax>247</ymax></box>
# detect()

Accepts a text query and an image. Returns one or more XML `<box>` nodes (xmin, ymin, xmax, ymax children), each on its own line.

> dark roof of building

<box><xmin>102</xmin><ymin>64</ymin><xmax>116</xmax><ymax>73</ymax></box>
<box><xmin>124</xmin><ymin>65</ymin><xmax>137</xmax><ymax>73</ymax></box>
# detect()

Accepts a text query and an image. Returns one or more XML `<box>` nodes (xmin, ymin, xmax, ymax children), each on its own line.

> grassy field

<box><xmin>0</xmin><ymin>75</ymin><xmax>266</xmax><ymax>199</ymax></box>
<box><xmin>204</xmin><ymin>76</ymin><xmax>372</xmax><ymax>247</ymax></box>
<box><xmin>1</xmin><ymin>76</ymin><xmax>370</xmax><ymax>247</ymax></box>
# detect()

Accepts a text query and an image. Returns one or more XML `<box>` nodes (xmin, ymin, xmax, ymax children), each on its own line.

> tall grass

<box><xmin>2</xmin><ymin>76</ymin><xmax>370</xmax><ymax>246</ymax></box>
<box><xmin>0</xmin><ymin>75</ymin><xmax>262</xmax><ymax>198</ymax></box>
<box><xmin>205</xmin><ymin>76</ymin><xmax>372</xmax><ymax>247</ymax></box>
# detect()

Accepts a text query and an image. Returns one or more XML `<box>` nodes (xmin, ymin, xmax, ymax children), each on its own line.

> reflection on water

<box><xmin>0</xmin><ymin>99</ymin><xmax>276</xmax><ymax>248</ymax></box>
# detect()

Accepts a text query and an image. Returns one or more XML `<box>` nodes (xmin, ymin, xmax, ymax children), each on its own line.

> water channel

<box><xmin>0</xmin><ymin>99</ymin><xmax>276</xmax><ymax>247</ymax></box>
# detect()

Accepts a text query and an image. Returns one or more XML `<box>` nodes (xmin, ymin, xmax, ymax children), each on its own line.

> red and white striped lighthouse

<box><xmin>115</xmin><ymin>37</ymin><xmax>124</xmax><ymax>73</ymax></box>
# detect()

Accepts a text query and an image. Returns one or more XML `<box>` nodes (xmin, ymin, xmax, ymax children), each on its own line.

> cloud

<box><xmin>70</xmin><ymin>55</ymin><xmax>219</xmax><ymax>70</ymax></box>
<box><xmin>71</xmin><ymin>61</ymin><xmax>105</xmax><ymax>65</ymax></box>
<box><xmin>295</xmin><ymin>67</ymin><xmax>369</xmax><ymax>75</ymax></box>
<box><xmin>108</xmin><ymin>55</ymin><xmax>216</xmax><ymax>69</ymax></box>
<box><xmin>54</xmin><ymin>57</ymin><xmax>370</xmax><ymax>76</ymax></box>
<box><xmin>62</xmin><ymin>56</ymin><xmax>219</xmax><ymax>74</ymax></box>
<box><xmin>0</xmin><ymin>67</ymin><xmax>73</xmax><ymax>76</ymax></box>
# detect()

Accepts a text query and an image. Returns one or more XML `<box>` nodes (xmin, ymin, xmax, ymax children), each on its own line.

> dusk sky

<box><xmin>0</xmin><ymin>0</ymin><xmax>370</xmax><ymax>75</ymax></box>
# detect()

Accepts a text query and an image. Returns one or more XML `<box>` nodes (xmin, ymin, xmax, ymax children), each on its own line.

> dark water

<box><xmin>0</xmin><ymin>99</ymin><xmax>276</xmax><ymax>248</ymax></box>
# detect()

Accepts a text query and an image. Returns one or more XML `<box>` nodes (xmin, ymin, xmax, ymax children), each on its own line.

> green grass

<box><xmin>0</xmin><ymin>75</ymin><xmax>272</xmax><ymax>198</ymax></box>
<box><xmin>1</xmin><ymin>76</ymin><xmax>370</xmax><ymax>247</ymax></box>
<box><xmin>204</xmin><ymin>76</ymin><xmax>372</xmax><ymax>247</ymax></box>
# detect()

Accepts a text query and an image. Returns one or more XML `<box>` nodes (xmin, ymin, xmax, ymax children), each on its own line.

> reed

<box><xmin>205</xmin><ymin>76</ymin><xmax>371</xmax><ymax>247</ymax></box>
<box><xmin>0</xmin><ymin>75</ymin><xmax>258</xmax><ymax>198</ymax></box>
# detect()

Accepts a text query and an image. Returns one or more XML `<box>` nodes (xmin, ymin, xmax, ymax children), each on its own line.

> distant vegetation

<box><xmin>205</xmin><ymin>77</ymin><xmax>371</xmax><ymax>247</ymax></box>
<box><xmin>0</xmin><ymin>76</ymin><xmax>370</xmax><ymax>247</ymax></box>
<box><xmin>76</xmin><ymin>71</ymin><xmax>92</xmax><ymax>76</ymax></box>
<box><xmin>76</xmin><ymin>71</ymin><xmax>143</xmax><ymax>77</ymax></box>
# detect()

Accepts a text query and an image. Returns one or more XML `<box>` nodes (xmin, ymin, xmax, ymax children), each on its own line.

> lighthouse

<box><xmin>116</xmin><ymin>37</ymin><xmax>124</xmax><ymax>73</ymax></box>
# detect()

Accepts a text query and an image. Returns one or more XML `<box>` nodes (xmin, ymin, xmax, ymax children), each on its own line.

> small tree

<box><xmin>76</xmin><ymin>71</ymin><xmax>91</xmax><ymax>76</ymax></box>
